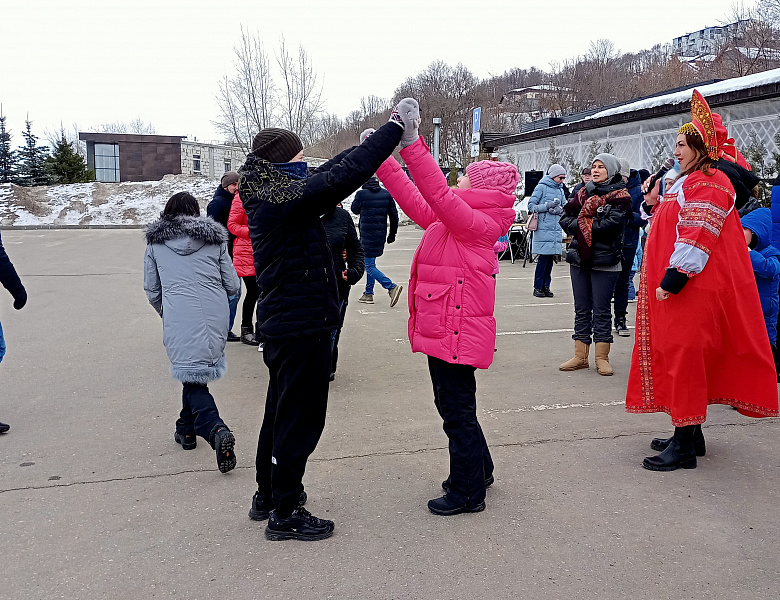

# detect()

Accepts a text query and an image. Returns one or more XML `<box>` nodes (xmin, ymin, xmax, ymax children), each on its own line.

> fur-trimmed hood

<box><xmin>145</xmin><ymin>216</ymin><xmax>228</xmax><ymax>255</ymax></box>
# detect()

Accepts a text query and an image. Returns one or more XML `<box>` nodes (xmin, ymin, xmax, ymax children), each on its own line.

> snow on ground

<box><xmin>0</xmin><ymin>176</ymin><xmax>412</xmax><ymax>227</ymax></box>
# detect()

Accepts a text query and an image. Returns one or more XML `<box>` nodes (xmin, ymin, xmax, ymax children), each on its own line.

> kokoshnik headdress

<box><xmin>678</xmin><ymin>89</ymin><xmax>751</xmax><ymax>169</ymax></box>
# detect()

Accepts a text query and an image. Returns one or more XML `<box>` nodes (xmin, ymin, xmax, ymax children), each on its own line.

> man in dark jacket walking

<box><xmin>351</xmin><ymin>176</ymin><xmax>403</xmax><ymax>307</ymax></box>
<box><xmin>0</xmin><ymin>230</ymin><xmax>28</xmax><ymax>433</ymax></box>
<box><xmin>207</xmin><ymin>171</ymin><xmax>241</xmax><ymax>341</ymax></box>
<box><xmin>240</xmin><ymin>98</ymin><xmax>419</xmax><ymax>541</ymax></box>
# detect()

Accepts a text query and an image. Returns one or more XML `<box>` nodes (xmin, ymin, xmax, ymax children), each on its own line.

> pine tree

<box><xmin>0</xmin><ymin>107</ymin><xmax>14</xmax><ymax>183</ymax></box>
<box><xmin>45</xmin><ymin>130</ymin><xmax>94</xmax><ymax>184</ymax></box>
<box><xmin>15</xmin><ymin>117</ymin><xmax>50</xmax><ymax>186</ymax></box>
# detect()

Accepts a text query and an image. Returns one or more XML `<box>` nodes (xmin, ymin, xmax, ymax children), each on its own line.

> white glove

<box><xmin>389</xmin><ymin>98</ymin><xmax>420</xmax><ymax>148</ymax></box>
<box><xmin>360</xmin><ymin>128</ymin><xmax>375</xmax><ymax>144</ymax></box>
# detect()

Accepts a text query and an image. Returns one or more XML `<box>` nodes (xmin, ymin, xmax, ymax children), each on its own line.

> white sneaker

<box><xmin>258</xmin><ymin>342</ymin><xmax>264</xmax><ymax>352</ymax></box>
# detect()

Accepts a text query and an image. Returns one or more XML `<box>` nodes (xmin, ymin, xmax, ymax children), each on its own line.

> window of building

<box><xmin>94</xmin><ymin>143</ymin><xmax>120</xmax><ymax>182</ymax></box>
<box><xmin>224</xmin><ymin>159</ymin><xmax>231</xmax><ymax>172</ymax></box>
<box><xmin>193</xmin><ymin>153</ymin><xmax>201</xmax><ymax>173</ymax></box>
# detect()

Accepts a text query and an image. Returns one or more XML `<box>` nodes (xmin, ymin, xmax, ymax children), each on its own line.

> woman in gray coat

<box><xmin>144</xmin><ymin>192</ymin><xmax>241</xmax><ymax>473</ymax></box>
<box><xmin>528</xmin><ymin>164</ymin><xmax>566</xmax><ymax>297</ymax></box>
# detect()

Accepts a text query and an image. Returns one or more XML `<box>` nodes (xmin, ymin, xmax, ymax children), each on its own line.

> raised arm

<box><xmin>376</xmin><ymin>156</ymin><xmax>437</xmax><ymax>229</ymax></box>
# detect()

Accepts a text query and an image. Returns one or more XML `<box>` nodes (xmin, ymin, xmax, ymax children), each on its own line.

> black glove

<box><xmin>387</xmin><ymin>235</ymin><xmax>395</xmax><ymax>244</ymax></box>
<box><xmin>13</xmin><ymin>288</ymin><xmax>27</xmax><ymax>310</ymax></box>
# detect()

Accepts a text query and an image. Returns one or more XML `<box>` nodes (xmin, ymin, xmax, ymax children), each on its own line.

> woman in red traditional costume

<box><xmin>626</xmin><ymin>90</ymin><xmax>778</xmax><ymax>472</ymax></box>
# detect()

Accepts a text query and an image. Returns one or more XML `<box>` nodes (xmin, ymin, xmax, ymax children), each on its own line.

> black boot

<box><xmin>543</xmin><ymin>288</ymin><xmax>554</xmax><ymax>298</ymax></box>
<box><xmin>240</xmin><ymin>326</ymin><xmax>259</xmax><ymax>346</ymax></box>
<box><xmin>650</xmin><ymin>424</ymin><xmax>706</xmax><ymax>456</ymax></box>
<box><xmin>643</xmin><ymin>425</ymin><xmax>697</xmax><ymax>471</ymax></box>
<box><xmin>533</xmin><ymin>289</ymin><xmax>546</xmax><ymax>298</ymax></box>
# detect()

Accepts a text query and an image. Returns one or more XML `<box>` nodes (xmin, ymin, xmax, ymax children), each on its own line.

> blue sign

<box><xmin>472</xmin><ymin>107</ymin><xmax>481</xmax><ymax>133</ymax></box>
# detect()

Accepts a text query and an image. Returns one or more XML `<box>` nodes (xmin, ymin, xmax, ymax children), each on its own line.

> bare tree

<box><xmin>711</xmin><ymin>5</ymin><xmax>780</xmax><ymax>77</ymax></box>
<box><xmin>214</xmin><ymin>27</ymin><xmax>276</xmax><ymax>153</ymax></box>
<box><xmin>276</xmin><ymin>37</ymin><xmax>325</xmax><ymax>145</ymax></box>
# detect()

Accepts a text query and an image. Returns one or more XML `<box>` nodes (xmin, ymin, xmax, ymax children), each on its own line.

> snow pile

<box><xmin>0</xmin><ymin>176</ymin><xmax>413</xmax><ymax>227</ymax></box>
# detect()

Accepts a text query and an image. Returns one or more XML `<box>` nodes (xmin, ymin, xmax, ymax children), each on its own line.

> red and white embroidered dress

<box><xmin>626</xmin><ymin>169</ymin><xmax>779</xmax><ymax>425</ymax></box>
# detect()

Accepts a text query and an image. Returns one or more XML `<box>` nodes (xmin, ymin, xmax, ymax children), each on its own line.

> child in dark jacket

<box><xmin>741</xmin><ymin>207</ymin><xmax>780</xmax><ymax>379</ymax></box>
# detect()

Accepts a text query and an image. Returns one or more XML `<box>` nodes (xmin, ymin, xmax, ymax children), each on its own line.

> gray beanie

<box><xmin>221</xmin><ymin>171</ymin><xmax>239</xmax><ymax>188</ymax></box>
<box><xmin>251</xmin><ymin>128</ymin><xmax>304</xmax><ymax>163</ymax></box>
<box><xmin>547</xmin><ymin>164</ymin><xmax>566</xmax><ymax>178</ymax></box>
<box><xmin>592</xmin><ymin>153</ymin><xmax>621</xmax><ymax>180</ymax></box>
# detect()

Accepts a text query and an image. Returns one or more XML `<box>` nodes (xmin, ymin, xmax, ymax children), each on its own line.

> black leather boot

<box><xmin>650</xmin><ymin>424</ymin><xmax>706</xmax><ymax>456</ymax></box>
<box><xmin>643</xmin><ymin>425</ymin><xmax>697</xmax><ymax>471</ymax></box>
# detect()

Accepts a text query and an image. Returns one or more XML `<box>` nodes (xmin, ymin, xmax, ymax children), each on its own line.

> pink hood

<box><xmin>376</xmin><ymin>137</ymin><xmax>516</xmax><ymax>369</ymax></box>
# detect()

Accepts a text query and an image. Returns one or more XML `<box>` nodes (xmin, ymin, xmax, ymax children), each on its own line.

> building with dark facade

<box><xmin>78</xmin><ymin>132</ymin><xmax>185</xmax><ymax>182</ymax></box>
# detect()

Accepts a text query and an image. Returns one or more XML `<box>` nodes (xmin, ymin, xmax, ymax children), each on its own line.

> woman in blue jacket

<box><xmin>528</xmin><ymin>165</ymin><xmax>566</xmax><ymax>297</ymax></box>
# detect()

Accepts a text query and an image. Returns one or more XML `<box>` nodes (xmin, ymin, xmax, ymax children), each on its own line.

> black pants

<box><xmin>255</xmin><ymin>334</ymin><xmax>332</xmax><ymax>516</ymax></box>
<box><xmin>570</xmin><ymin>265</ymin><xmax>619</xmax><ymax>344</ymax></box>
<box><xmin>331</xmin><ymin>295</ymin><xmax>349</xmax><ymax>374</ymax></box>
<box><xmin>612</xmin><ymin>243</ymin><xmax>639</xmax><ymax>320</ymax></box>
<box><xmin>241</xmin><ymin>275</ymin><xmax>259</xmax><ymax>330</ymax></box>
<box><xmin>176</xmin><ymin>382</ymin><xmax>224</xmax><ymax>446</ymax></box>
<box><xmin>427</xmin><ymin>355</ymin><xmax>492</xmax><ymax>507</ymax></box>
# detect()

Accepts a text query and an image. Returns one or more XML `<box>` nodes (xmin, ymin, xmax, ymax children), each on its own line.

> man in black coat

<box><xmin>350</xmin><ymin>176</ymin><xmax>402</xmax><ymax>306</ymax></box>
<box><xmin>206</xmin><ymin>171</ymin><xmax>241</xmax><ymax>341</ymax></box>
<box><xmin>0</xmin><ymin>230</ymin><xmax>28</xmax><ymax>434</ymax></box>
<box><xmin>239</xmin><ymin>98</ymin><xmax>420</xmax><ymax>541</ymax></box>
<box><xmin>321</xmin><ymin>204</ymin><xmax>364</xmax><ymax>379</ymax></box>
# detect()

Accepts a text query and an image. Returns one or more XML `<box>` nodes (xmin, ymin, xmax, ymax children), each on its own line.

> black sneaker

<box><xmin>427</xmin><ymin>495</ymin><xmax>485</xmax><ymax>516</ymax></box>
<box><xmin>227</xmin><ymin>331</ymin><xmax>241</xmax><ymax>342</ymax></box>
<box><xmin>533</xmin><ymin>289</ymin><xmax>546</xmax><ymax>298</ymax></box>
<box><xmin>442</xmin><ymin>474</ymin><xmax>494</xmax><ymax>493</ymax></box>
<box><xmin>265</xmin><ymin>506</ymin><xmax>334</xmax><ymax>541</ymax></box>
<box><xmin>174</xmin><ymin>431</ymin><xmax>196</xmax><ymax>450</ymax></box>
<box><xmin>249</xmin><ymin>490</ymin><xmax>308</xmax><ymax>521</ymax></box>
<box><xmin>543</xmin><ymin>288</ymin><xmax>554</xmax><ymax>298</ymax></box>
<box><xmin>211</xmin><ymin>426</ymin><xmax>236</xmax><ymax>473</ymax></box>
<box><xmin>0</xmin><ymin>421</ymin><xmax>9</xmax><ymax>434</ymax></box>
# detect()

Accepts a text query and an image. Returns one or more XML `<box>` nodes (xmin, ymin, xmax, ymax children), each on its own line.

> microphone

<box><xmin>643</xmin><ymin>158</ymin><xmax>675</xmax><ymax>195</ymax></box>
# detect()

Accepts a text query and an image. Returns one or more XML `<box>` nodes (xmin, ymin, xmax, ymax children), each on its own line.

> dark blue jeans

<box><xmin>612</xmin><ymin>244</ymin><xmax>639</xmax><ymax>320</ymax></box>
<box><xmin>570</xmin><ymin>265</ymin><xmax>620</xmax><ymax>344</ymax></box>
<box><xmin>177</xmin><ymin>383</ymin><xmax>225</xmax><ymax>446</ymax></box>
<box><xmin>534</xmin><ymin>255</ymin><xmax>555</xmax><ymax>290</ymax></box>
<box><xmin>427</xmin><ymin>355</ymin><xmax>492</xmax><ymax>508</ymax></box>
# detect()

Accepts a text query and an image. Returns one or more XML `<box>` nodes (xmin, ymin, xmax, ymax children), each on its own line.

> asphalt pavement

<box><xmin>0</xmin><ymin>227</ymin><xmax>778</xmax><ymax>600</ymax></box>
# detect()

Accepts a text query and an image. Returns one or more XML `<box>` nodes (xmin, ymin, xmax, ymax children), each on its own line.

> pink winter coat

<box><xmin>376</xmin><ymin>137</ymin><xmax>516</xmax><ymax>369</ymax></box>
<box><xmin>227</xmin><ymin>192</ymin><xmax>255</xmax><ymax>277</ymax></box>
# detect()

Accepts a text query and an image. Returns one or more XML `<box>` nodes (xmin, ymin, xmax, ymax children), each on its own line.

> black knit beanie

<box><xmin>251</xmin><ymin>128</ymin><xmax>304</xmax><ymax>163</ymax></box>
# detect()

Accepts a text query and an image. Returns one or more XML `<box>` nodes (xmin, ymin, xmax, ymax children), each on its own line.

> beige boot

<box><xmin>559</xmin><ymin>340</ymin><xmax>590</xmax><ymax>371</ymax></box>
<box><xmin>595</xmin><ymin>342</ymin><xmax>613</xmax><ymax>376</ymax></box>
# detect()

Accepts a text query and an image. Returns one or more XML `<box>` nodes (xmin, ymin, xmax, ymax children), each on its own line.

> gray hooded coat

<box><xmin>144</xmin><ymin>216</ymin><xmax>240</xmax><ymax>384</ymax></box>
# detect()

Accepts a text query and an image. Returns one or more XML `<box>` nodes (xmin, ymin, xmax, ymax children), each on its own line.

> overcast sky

<box><xmin>1</xmin><ymin>0</ymin><xmax>745</xmax><ymax>146</ymax></box>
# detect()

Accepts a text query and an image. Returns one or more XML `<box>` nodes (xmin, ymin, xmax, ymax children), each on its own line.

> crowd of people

<box><xmin>138</xmin><ymin>90</ymin><xmax>780</xmax><ymax>541</ymax></box>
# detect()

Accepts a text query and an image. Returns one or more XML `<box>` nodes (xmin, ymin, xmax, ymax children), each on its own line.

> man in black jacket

<box><xmin>206</xmin><ymin>171</ymin><xmax>241</xmax><ymax>341</ymax></box>
<box><xmin>351</xmin><ymin>176</ymin><xmax>402</xmax><ymax>306</ymax></box>
<box><xmin>240</xmin><ymin>98</ymin><xmax>420</xmax><ymax>541</ymax></box>
<box><xmin>0</xmin><ymin>230</ymin><xmax>28</xmax><ymax>433</ymax></box>
<box><xmin>321</xmin><ymin>203</ymin><xmax>364</xmax><ymax>380</ymax></box>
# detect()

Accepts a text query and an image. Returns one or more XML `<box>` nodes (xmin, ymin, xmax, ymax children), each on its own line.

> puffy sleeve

<box><xmin>661</xmin><ymin>174</ymin><xmax>735</xmax><ymax>294</ymax></box>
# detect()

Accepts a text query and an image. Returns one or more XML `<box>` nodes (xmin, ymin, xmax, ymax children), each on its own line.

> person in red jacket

<box><xmin>228</xmin><ymin>192</ymin><xmax>261</xmax><ymax>347</ymax></box>
<box><xmin>375</xmin><ymin>127</ymin><xmax>518</xmax><ymax>516</ymax></box>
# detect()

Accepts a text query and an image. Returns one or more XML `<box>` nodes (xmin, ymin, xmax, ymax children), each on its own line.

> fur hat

<box><xmin>465</xmin><ymin>161</ymin><xmax>520</xmax><ymax>196</ymax></box>
<box><xmin>251</xmin><ymin>128</ymin><xmax>304</xmax><ymax>163</ymax></box>
<box><xmin>592</xmin><ymin>153</ymin><xmax>621</xmax><ymax>180</ymax></box>
<box><xmin>221</xmin><ymin>171</ymin><xmax>239</xmax><ymax>188</ymax></box>
<box><xmin>547</xmin><ymin>164</ymin><xmax>566</xmax><ymax>178</ymax></box>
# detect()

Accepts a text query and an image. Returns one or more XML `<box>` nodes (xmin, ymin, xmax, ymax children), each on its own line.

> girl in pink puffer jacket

<box><xmin>374</xmin><ymin>129</ymin><xmax>517</xmax><ymax>517</ymax></box>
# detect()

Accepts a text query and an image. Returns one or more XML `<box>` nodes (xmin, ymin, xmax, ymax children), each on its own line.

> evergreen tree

<box><xmin>45</xmin><ymin>130</ymin><xmax>94</xmax><ymax>184</ymax></box>
<box><xmin>15</xmin><ymin>117</ymin><xmax>50</xmax><ymax>186</ymax></box>
<box><xmin>0</xmin><ymin>107</ymin><xmax>14</xmax><ymax>183</ymax></box>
